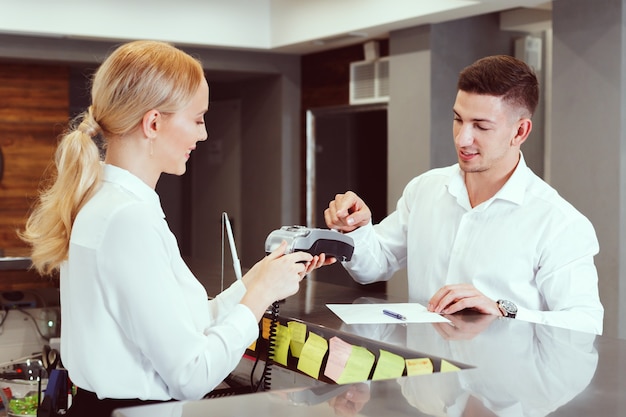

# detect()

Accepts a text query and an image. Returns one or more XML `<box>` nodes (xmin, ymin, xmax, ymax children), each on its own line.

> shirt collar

<box><xmin>493</xmin><ymin>152</ymin><xmax>529</xmax><ymax>205</ymax></box>
<box><xmin>103</xmin><ymin>164</ymin><xmax>165</xmax><ymax>218</ymax></box>
<box><xmin>447</xmin><ymin>152</ymin><xmax>529</xmax><ymax>209</ymax></box>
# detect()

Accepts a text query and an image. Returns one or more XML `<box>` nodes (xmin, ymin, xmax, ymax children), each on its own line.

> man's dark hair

<box><xmin>457</xmin><ymin>55</ymin><xmax>539</xmax><ymax>117</ymax></box>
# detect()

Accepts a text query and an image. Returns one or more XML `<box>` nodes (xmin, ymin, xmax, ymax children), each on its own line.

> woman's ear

<box><xmin>141</xmin><ymin>110</ymin><xmax>160</xmax><ymax>139</ymax></box>
<box><xmin>512</xmin><ymin>118</ymin><xmax>532</xmax><ymax>147</ymax></box>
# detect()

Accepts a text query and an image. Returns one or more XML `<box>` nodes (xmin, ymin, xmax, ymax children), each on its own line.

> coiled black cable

<box><xmin>254</xmin><ymin>301</ymin><xmax>279</xmax><ymax>391</ymax></box>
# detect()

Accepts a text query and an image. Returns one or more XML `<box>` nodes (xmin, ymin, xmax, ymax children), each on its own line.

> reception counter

<box><xmin>0</xmin><ymin>248</ymin><xmax>57</xmax><ymax>291</ymax></box>
<box><xmin>113</xmin><ymin>272</ymin><xmax>626</xmax><ymax>417</ymax></box>
<box><xmin>0</xmin><ymin>249</ymin><xmax>31</xmax><ymax>271</ymax></box>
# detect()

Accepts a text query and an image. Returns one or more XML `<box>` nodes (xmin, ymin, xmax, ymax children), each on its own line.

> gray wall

<box><xmin>204</xmin><ymin>73</ymin><xmax>301</xmax><ymax>266</ymax></box>
<box><xmin>386</xmin><ymin>25</ymin><xmax>430</xmax><ymax>298</ymax></box>
<box><xmin>430</xmin><ymin>15</ymin><xmax>530</xmax><ymax>169</ymax></box>
<box><xmin>551</xmin><ymin>0</ymin><xmax>625</xmax><ymax>338</ymax></box>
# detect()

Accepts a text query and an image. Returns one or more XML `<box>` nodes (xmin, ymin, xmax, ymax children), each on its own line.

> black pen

<box><xmin>383</xmin><ymin>309</ymin><xmax>407</xmax><ymax>321</ymax></box>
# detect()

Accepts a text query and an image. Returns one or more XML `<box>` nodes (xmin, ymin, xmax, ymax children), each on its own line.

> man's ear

<box><xmin>512</xmin><ymin>118</ymin><xmax>532</xmax><ymax>147</ymax></box>
<box><xmin>141</xmin><ymin>110</ymin><xmax>160</xmax><ymax>138</ymax></box>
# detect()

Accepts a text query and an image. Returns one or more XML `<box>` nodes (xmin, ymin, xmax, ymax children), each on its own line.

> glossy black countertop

<box><xmin>0</xmin><ymin>248</ymin><xmax>31</xmax><ymax>270</ymax></box>
<box><xmin>114</xmin><ymin>270</ymin><xmax>626</xmax><ymax>417</ymax></box>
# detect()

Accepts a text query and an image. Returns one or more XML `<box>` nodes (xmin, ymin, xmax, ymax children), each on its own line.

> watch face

<box><xmin>499</xmin><ymin>299</ymin><xmax>517</xmax><ymax>315</ymax></box>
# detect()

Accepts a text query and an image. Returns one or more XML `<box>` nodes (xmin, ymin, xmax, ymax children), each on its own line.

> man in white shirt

<box><xmin>324</xmin><ymin>55</ymin><xmax>604</xmax><ymax>335</ymax></box>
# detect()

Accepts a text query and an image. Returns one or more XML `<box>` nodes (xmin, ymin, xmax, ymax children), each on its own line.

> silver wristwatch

<box><xmin>497</xmin><ymin>299</ymin><xmax>517</xmax><ymax>318</ymax></box>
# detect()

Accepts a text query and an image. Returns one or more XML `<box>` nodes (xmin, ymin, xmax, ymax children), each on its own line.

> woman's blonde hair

<box><xmin>20</xmin><ymin>40</ymin><xmax>204</xmax><ymax>275</ymax></box>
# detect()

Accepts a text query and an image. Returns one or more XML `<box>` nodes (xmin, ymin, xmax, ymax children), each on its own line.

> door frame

<box><xmin>305</xmin><ymin>103</ymin><xmax>388</xmax><ymax>227</ymax></box>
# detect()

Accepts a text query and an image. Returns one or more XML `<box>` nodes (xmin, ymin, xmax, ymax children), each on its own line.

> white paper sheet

<box><xmin>326</xmin><ymin>302</ymin><xmax>451</xmax><ymax>324</ymax></box>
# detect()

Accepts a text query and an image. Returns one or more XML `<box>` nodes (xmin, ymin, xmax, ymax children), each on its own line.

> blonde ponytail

<box><xmin>21</xmin><ymin>40</ymin><xmax>204</xmax><ymax>276</ymax></box>
<box><xmin>20</xmin><ymin>110</ymin><xmax>103</xmax><ymax>275</ymax></box>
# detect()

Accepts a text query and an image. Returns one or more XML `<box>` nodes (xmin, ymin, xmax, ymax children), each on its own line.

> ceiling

<box><xmin>0</xmin><ymin>0</ymin><xmax>553</xmax><ymax>55</ymax></box>
<box><xmin>270</xmin><ymin>0</ymin><xmax>553</xmax><ymax>54</ymax></box>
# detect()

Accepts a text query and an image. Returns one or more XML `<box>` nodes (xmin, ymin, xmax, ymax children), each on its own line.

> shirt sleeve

<box><xmin>516</xmin><ymin>214</ymin><xmax>604</xmax><ymax>335</ymax></box>
<box><xmin>342</xmin><ymin>180</ymin><xmax>416</xmax><ymax>284</ymax></box>
<box><xmin>342</xmin><ymin>222</ymin><xmax>395</xmax><ymax>283</ymax></box>
<box><xmin>207</xmin><ymin>279</ymin><xmax>248</xmax><ymax>321</ymax></box>
<box><xmin>99</xmin><ymin>203</ymin><xmax>259</xmax><ymax>400</ymax></box>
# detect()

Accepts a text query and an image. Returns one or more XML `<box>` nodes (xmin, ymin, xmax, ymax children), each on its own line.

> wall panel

<box><xmin>0</xmin><ymin>62</ymin><xmax>68</xmax><ymax>289</ymax></box>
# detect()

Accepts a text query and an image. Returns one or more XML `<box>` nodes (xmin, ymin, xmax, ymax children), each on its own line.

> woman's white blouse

<box><xmin>60</xmin><ymin>164</ymin><xmax>258</xmax><ymax>401</ymax></box>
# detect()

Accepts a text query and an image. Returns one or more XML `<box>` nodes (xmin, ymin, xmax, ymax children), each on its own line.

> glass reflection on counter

<box><xmin>340</xmin><ymin>299</ymin><xmax>598</xmax><ymax>417</ymax></box>
<box><xmin>113</xmin><ymin>297</ymin><xmax>598</xmax><ymax>417</ymax></box>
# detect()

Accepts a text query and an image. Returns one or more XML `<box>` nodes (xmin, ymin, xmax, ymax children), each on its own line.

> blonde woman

<box><xmin>21</xmin><ymin>40</ymin><xmax>325</xmax><ymax>416</ymax></box>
